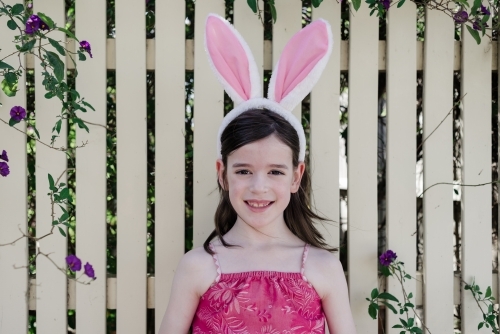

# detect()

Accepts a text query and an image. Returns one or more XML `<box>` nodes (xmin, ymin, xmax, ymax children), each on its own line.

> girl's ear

<box><xmin>216</xmin><ymin>159</ymin><xmax>227</xmax><ymax>190</ymax></box>
<box><xmin>291</xmin><ymin>162</ymin><xmax>306</xmax><ymax>193</ymax></box>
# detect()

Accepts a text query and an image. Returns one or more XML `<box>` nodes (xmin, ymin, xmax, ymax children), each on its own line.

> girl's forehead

<box><xmin>228</xmin><ymin>135</ymin><xmax>293</xmax><ymax>165</ymax></box>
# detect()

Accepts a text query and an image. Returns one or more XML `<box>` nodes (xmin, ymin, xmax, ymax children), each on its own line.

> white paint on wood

<box><xmin>192</xmin><ymin>0</ymin><xmax>225</xmax><ymax>248</ymax></box>
<box><xmin>154</xmin><ymin>0</ymin><xmax>186</xmax><ymax>332</ymax></box>
<box><xmin>0</xmin><ymin>0</ymin><xmax>28</xmax><ymax>331</ymax></box>
<box><xmin>115</xmin><ymin>0</ymin><xmax>147</xmax><ymax>332</ymax></box>
<box><xmin>273</xmin><ymin>0</ymin><xmax>302</xmax><ymax>119</ymax></box>
<box><xmin>75</xmin><ymin>0</ymin><xmax>108</xmax><ymax>333</ymax></box>
<box><xmin>310</xmin><ymin>0</ymin><xmax>340</xmax><ymax>251</ymax></box>
<box><xmin>386</xmin><ymin>3</ymin><xmax>417</xmax><ymax>333</ymax></box>
<box><xmin>422</xmin><ymin>8</ymin><xmax>455</xmax><ymax>332</ymax></box>
<box><xmin>347</xmin><ymin>3</ymin><xmax>379</xmax><ymax>333</ymax></box>
<box><xmin>34</xmin><ymin>1</ymin><xmax>68</xmax><ymax>333</ymax></box>
<box><xmin>460</xmin><ymin>16</ymin><xmax>492</xmax><ymax>333</ymax></box>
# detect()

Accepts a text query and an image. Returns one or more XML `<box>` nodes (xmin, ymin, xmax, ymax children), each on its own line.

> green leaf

<box><xmin>48</xmin><ymin>38</ymin><xmax>66</xmax><ymax>56</ymax></box>
<box><xmin>52</xmin><ymin>220</ymin><xmax>59</xmax><ymax>226</ymax></box>
<box><xmin>58</xmin><ymin>204</ymin><xmax>68</xmax><ymax>215</ymax></box>
<box><xmin>48</xmin><ymin>173</ymin><xmax>56</xmax><ymax>192</ymax></box>
<box><xmin>400</xmin><ymin>318</ymin><xmax>408</xmax><ymax>327</ymax></box>
<box><xmin>411</xmin><ymin>327</ymin><xmax>423</xmax><ymax>333</ymax></box>
<box><xmin>370</xmin><ymin>288</ymin><xmax>379</xmax><ymax>299</ymax></box>
<box><xmin>378</xmin><ymin>292</ymin><xmax>399</xmax><ymax>303</ymax></box>
<box><xmin>478</xmin><ymin>322</ymin><xmax>484</xmax><ymax>330</ymax></box>
<box><xmin>392</xmin><ymin>324</ymin><xmax>404</xmax><ymax>329</ymax></box>
<box><xmin>408</xmin><ymin>292</ymin><xmax>413</xmax><ymax>299</ymax></box>
<box><xmin>382</xmin><ymin>300</ymin><xmax>397</xmax><ymax>314</ymax></box>
<box><xmin>381</xmin><ymin>266</ymin><xmax>392</xmax><ymax>277</ymax></box>
<box><xmin>247</xmin><ymin>0</ymin><xmax>258</xmax><ymax>13</ymax></box>
<box><xmin>37</xmin><ymin>12</ymin><xmax>55</xmax><ymax>29</ymax></box>
<box><xmin>78</xmin><ymin>51</ymin><xmax>87</xmax><ymax>61</ymax></box>
<box><xmin>60</xmin><ymin>187</ymin><xmax>70</xmax><ymax>200</ymax></box>
<box><xmin>45</xmin><ymin>51</ymin><xmax>65</xmax><ymax>82</ymax></box>
<box><xmin>74</xmin><ymin>117</ymin><xmax>89</xmax><ymax>132</ymax></box>
<box><xmin>59</xmin><ymin>212</ymin><xmax>69</xmax><ymax>222</ymax></box>
<box><xmin>58</xmin><ymin>226</ymin><xmax>66</xmax><ymax>237</ymax></box>
<box><xmin>368</xmin><ymin>303</ymin><xmax>378</xmax><ymax>319</ymax></box>
<box><xmin>7</xmin><ymin>19</ymin><xmax>17</xmax><ymax>30</ymax></box>
<box><xmin>1</xmin><ymin>78</ymin><xmax>17</xmax><ymax>97</ymax></box>
<box><xmin>466</xmin><ymin>25</ymin><xmax>481</xmax><ymax>45</ymax></box>
<box><xmin>408</xmin><ymin>318</ymin><xmax>414</xmax><ymax>327</ymax></box>
<box><xmin>54</xmin><ymin>119</ymin><xmax>62</xmax><ymax>134</ymax></box>
<box><xmin>352</xmin><ymin>0</ymin><xmax>362</xmax><ymax>11</ymax></box>
<box><xmin>269</xmin><ymin>2</ymin><xmax>277</xmax><ymax>23</ymax></box>
<box><xmin>11</xmin><ymin>3</ymin><xmax>24</xmax><ymax>15</ymax></box>
<box><xmin>0</xmin><ymin>61</ymin><xmax>14</xmax><ymax>70</ymax></box>
<box><xmin>82</xmin><ymin>100</ymin><xmax>95</xmax><ymax>111</ymax></box>
<box><xmin>33</xmin><ymin>126</ymin><xmax>40</xmax><ymax>139</ymax></box>
<box><xmin>397</xmin><ymin>0</ymin><xmax>406</xmax><ymax>8</ymax></box>
<box><xmin>9</xmin><ymin>117</ymin><xmax>20</xmax><ymax>126</ymax></box>
<box><xmin>312</xmin><ymin>0</ymin><xmax>324</xmax><ymax>7</ymax></box>
<box><xmin>45</xmin><ymin>92</ymin><xmax>55</xmax><ymax>99</ymax></box>
<box><xmin>405</xmin><ymin>274</ymin><xmax>412</xmax><ymax>279</ymax></box>
<box><xmin>19</xmin><ymin>39</ymin><xmax>36</xmax><ymax>52</ymax></box>
<box><xmin>57</xmin><ymin>27</ymin><xmax>78</xmax><ymax>41</ymax></box>
<box><xmin>485</xmin><ymin>286</ymin><xmax>492</xmax><ymax>298</ymax></box>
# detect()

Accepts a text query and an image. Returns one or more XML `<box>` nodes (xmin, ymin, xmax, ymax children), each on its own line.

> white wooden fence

<box><xmin>0</xmin><ymin>0</ymin><xmax>499</xmax><ymax>333</ymax></box>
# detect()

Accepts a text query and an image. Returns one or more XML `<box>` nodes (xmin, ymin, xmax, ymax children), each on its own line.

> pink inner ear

<box><xmin>206</xmin><ymin>16</ymin><xmax>251</xmax><ymax>101</ymax></box>
<box><xmin>273</xmin><ymin>21</ymin><xmax>329</xmax><ymax>102</ymax></box>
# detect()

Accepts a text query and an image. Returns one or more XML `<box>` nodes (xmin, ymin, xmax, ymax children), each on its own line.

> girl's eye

<box><xmin>236</xmin><ymin>170</ymin><xmax>250</xmax><ymax>175</ymax></box>
<box><xmin>270</xmin><ymin>170</ymin><xmax>284</xmax><ymax>175</ymax></box>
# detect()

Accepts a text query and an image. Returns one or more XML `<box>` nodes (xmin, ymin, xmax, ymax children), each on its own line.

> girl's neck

<box><xmin>223</xmin><ymin>216</ymin><xmax>299</xmax><ymax>247</ymax></box>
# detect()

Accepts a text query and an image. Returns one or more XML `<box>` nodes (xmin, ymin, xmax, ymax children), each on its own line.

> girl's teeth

<box><xmin>248</xmin><ymin>202</ymin><xmax>269</xmax><ymax>207</ymax></box>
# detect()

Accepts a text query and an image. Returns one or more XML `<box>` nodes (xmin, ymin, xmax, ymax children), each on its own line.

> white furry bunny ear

<box><xmin>268</xmin><ymin>19</ymin><xmax>333</xmax><ymax>111</ymax></box>
<box><xmin>205</xmin><ymin>14</ymin><xmax>262</xmax><ymax>105</ymax></box>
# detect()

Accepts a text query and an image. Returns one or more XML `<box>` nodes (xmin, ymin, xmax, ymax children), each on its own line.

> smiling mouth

<box><xmin>245</xmin><ymin>201</ymin><xmax>273</xmax><ymax>208</ymax></box>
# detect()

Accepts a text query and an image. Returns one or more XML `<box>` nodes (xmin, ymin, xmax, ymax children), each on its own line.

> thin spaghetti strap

<box><xmin>301</xmin><ymin>243</ymin><xmax>310</xmax><ymax>282</ymax></box>
<box><xmin>208</xmin><ymin>243</ymin><xmax>222</xmax><ymax>283</ymax></box>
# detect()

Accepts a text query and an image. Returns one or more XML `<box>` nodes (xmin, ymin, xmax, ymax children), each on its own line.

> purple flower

<box><xmin>381</xmin><ymin>0</ymin><xmax>390</xmax><ymax>10</ymax></box>
<box><xmin>79</xmin><ymin>40</ymin><xmax>93</xmax><ymax>58</ymax></box>
<box><xmin>27</xmin><ymin>3</ymin><xmax>33</xmax><ymax>9</ymax></box>
<box><xmin>453</xmin><ymin>10</ymin><xmax>468</xmax><ymax>24</ymax></box>
<box><xmin>0</xmin><ymin>162</ymin><xmax>10</xmax><ymax>177</ymax></box>
<box><xmin>10</xmin><ymin>106</ymin><xmax>26</xmax><ymax>122</ymax></box>
<box><xmin>25</xmin><ymin>15</ymin><xmax>41</xmax><ymax>34</ymax></box>
<box><xmin>379</xmin><ymin>250</ymin><xmax>397</xmax><ymax>266</ymax></box>
<box><xmin>480</xmin><ymin>5</ymin><xmax>490</xmax><ymax>15</ymax></box>
<box><xmin>66</xmin><ymin>254</ymin><xmax>82</xmax><ymax>272</ymax></box>
<box><xmin>84</xmin><ymin>262</ymin><xmax>96</xmax><ymax>279</ymax></box>
<box><xmin>0</xmin><ymin>150</ymin><xmax>8</xmax><ymax>162</ymax></box>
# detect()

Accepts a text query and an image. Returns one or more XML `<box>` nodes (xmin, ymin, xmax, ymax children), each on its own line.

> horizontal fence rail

<box><xmin>25</xmin><ymin>39</ymin><xmax>499</xmax><ymax>71</ymax></box>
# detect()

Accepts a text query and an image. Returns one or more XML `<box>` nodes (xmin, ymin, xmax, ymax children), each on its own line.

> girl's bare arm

<box><xmin>158</xmin><ymin>247</ymin><xmax>216</xmax><ymax>334</ymax></box>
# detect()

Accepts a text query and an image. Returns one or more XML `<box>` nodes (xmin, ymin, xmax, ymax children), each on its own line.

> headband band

<box><xmin>205</xmin><ymin>14</ymin><xmax>333</xmax><ymax>162</ymax></box>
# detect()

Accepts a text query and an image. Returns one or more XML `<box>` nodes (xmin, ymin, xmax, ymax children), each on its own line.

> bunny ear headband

<box><xmin>205</xmin><ymin>14</ymin><xmax>333</xmax><ymax>162</ymax></box>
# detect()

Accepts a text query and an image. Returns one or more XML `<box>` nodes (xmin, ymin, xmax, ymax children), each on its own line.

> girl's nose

<box><xmin>249</xmin><ymin>174</ymin><xmax>268</xmax><ymax>193</ymax></box>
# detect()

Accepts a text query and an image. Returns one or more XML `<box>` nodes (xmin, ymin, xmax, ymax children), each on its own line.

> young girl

<box><xmin>159</xmin><ymin>14</ymin><xmax>357</xmax><ymax>334</ymax></box>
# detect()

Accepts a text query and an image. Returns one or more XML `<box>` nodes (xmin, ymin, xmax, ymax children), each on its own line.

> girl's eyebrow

<box><xmin>232</xmin><ymin>163</ymin><xmax>288</xmax><ymax>169</ymax></box>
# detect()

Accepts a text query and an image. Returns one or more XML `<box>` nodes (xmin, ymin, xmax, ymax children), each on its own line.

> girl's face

<box><xmin>216</xmin><ymin>135</ymin><xmax>305</xmax><ymax>230</ymax></box>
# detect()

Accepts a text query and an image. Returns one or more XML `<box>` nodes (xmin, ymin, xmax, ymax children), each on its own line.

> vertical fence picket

<box><xmin>347</xmin><ymin>3</ymin><xmax>379</xmax><ymax>333</ymax></box>
<box><xmin>0</xmin><ymin>0</ymin><xmax>28</xmax><ymax>331</ymax></box>
<box><xmin>192</xmin><ymin>0</ymin><xmax>225</xmax><ymax>248</ymax></box>
<box><xmin>460</xmin><ymin>16</ymin><xmax>492</xmax><ymax>333</ymax></box>
<box><xmin>34</xmin><ymin>1</ymin><xmax>68</xmax><ymax>333</ymax></box>
<box><xmin>422</xmin><ymin>8</ymin><xmax>455</xmax><ymax>332</ymax></box>
<box><xmin>310</xmin><ymin>0</ymin><xmax>341</xmax><ymax>250</ymax></box>
<box><xmin>115</xmin><ymin>0</ymin><xmax>147</xmax><ymax>332</ymax></box>
<box><xmin>75</xmin><ymin>0</ymin><xmax>107</xmax><ymax>333</ymax></box>
<box><xmin>386</xmin><ymin>3</ymin><xmax>417</xmax><ymax>332</ymax></box>
<box><xmin>273</xmin><ymin>0</ymin><xmax>302</xmax><ymax>119</ymax></box>
<box><xmin>154</xmin><ymin>0</ymin><xmax>186</xmax><ymax>331</ymax></box>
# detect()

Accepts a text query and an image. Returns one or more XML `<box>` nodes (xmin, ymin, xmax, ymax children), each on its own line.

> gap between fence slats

<box><xmin>34</xmin><ymin>1</ymin><xmax>68</xmax><ymax>334</ymax></box>
<box><xmin>115</xmin><ymin>0</ymin><xmax>148</xmax><ymax>332</ymax></box>
<box><xmin>422</xmin><ymin>8</ymin><xmax>455</xmax><ymax>332</ymax></box>
<box><xmin>347</xmin><ymin>3</ymin><xmax>379</xmax><ymax>333</ymax></box>
<box><xmin>154</xmin><ymin>0</ymin><xmax>186</xmax><ymax>332</ymax></box>
<box><xmin>386</xmin><ymin>3</ymin><xmax>417</xmax><ymax>333</ymax></box>
<box><xmin>75</xmin><ymin>0</ymin><xmax>108</xmax><ymax>333</ymax></box>
<box><xmin>192</xmin><ymin>0</ymin><xmax>225</xmax><ymax>248</ymax></box>
<box><xmin>0</xmin><ymin>0</ymin><xmax>28</xmax><ymax>332</ymax></box>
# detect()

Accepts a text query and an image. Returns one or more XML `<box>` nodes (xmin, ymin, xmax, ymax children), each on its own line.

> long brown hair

<box><xmin>203</xmin><ymin>109</ymin><xmax>336</xmax><ymax>254</ymax></box>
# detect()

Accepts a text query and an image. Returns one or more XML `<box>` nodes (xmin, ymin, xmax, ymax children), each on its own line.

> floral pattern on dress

<box><xmin>192</xmin><ymin>272</ymin><xmax>325</xmax><ymax>334</ymax></box>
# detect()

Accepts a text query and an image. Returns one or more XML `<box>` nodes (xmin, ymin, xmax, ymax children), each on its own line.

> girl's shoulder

<box><xmin>304</xmin><ymin>246</ymin><xmax>345</xmax><ymax>299</ymax></box>
<box><xmin>176</xmin><ymin>246</ymin><xmax>219</xmax><ymax>297</ymax></box>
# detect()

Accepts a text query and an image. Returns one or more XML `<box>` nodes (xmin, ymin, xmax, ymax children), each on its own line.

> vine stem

<box><xmin>462</xmin><ymin>279</ymin><xmax>500</xmax><ymax>332</ymax></box>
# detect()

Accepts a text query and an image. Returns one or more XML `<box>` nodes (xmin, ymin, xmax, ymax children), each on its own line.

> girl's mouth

<box><xmin>245</xmin><ymin>200</ymin><xmax>274</xmax><ymax>211</ymax></box>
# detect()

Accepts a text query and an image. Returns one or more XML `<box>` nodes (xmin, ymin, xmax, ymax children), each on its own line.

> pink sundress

<box><xmin>192</xmin><ymin>244</ymin><xmax>326</xmax><ymax>334</ymax></box>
